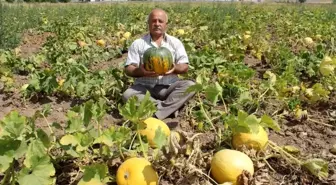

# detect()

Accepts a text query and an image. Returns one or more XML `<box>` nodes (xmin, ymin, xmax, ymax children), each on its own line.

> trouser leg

<box><xmin>153</xmin><ymin>80</ymin><xmax>196</xmax><ymax>120</ymax></box>
<box><xmin>122</xmin><ymin>84</ymin><xmax>158</xmax><ymax>104</ymax></box>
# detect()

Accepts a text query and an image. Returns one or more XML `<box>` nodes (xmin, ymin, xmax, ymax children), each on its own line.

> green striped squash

<box><xmin>143</xmin><ymin>47</ymin><xmax>173</xmax><ymax>75</ymax></box>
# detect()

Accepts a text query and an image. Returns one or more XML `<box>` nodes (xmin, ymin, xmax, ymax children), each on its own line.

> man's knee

<box><xmin>122</xmin><ymin>88</ymin><xmax>135</xmax><ymax>102</ymax></box>
<box><xmin>184</xmin><ymin>80</ymin><xmax>196</xmax><ymax>87</ymax></box>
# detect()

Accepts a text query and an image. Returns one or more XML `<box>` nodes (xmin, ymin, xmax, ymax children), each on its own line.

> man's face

<box><xmin>148</xmin><ymin>10</ymin><xmax>167</xmax><ymax>36</ymax></box>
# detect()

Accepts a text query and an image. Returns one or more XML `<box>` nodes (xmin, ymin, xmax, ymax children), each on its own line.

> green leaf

<box><xmin>238</xmin><ymin>91</ymin><xmax>252</xmax><ymax>103</ymax></box>
<box><xmin>74</xmin><ymin>132</ymin><xmax>94</xmax><ymax>152</ymax></box>
<box><xmin>260</xmin><ymin>115</ymin><xmax>281</xmax><ymax>132</ymax></box>
<box><xmin>93</xmin><ymin>126</ymin><xmax>131</xmax><ymax>147</ymax></box>
<box><xmin>0</xmin><ymin>111</ymin><xmax>26</xmax><ymax>139</ymax></box>
<box><xmin>302</xmin><ymin>158</ymin><xmax>329</xmax><ymax>179</ymax></box>
<box><xmin>78</xmin><ymin>164</ymin><xmax>109</xmax><ymax>185</ymax></box>
<box><xmin>204</xmin><ymin>82</ymin><xmax>223</xmax><ymax>105</ymax></box>
<box><xmin>0</xmin><ymin>155</ymin><xmax>13</xmax><ymax>173</ymax></box>
<box><xmin>244</xmin><ymin>114</ymin><xmax>260</xmax><ymax>134</ymax></box>
<box><xmin>153</xmin><ymin>126</ymin><xmax>168</xmax><ymax>149</ymax></box>
<box><xmin>24</xmin><ymin>139</ymin><xmax>47</xmax><ymax>168</ymax></box>
<box><xmin>119</xmin><ymin>91</ymin><xmax>156</xmax><ymax>123</ymax></box>
<box><xmin>18</xmin><ymin>155</ymin><xmax>55</xmax><ymax>185</ymax></box>
<box><xmin>60</xmin><ymin>134</ymin><xmax>78</xmax><ymax>146</ymax></box>
<box><xmin>310</xmin><ymin>83</ymin><xmax>330</xmax><ymax>102</ymax></box>
<box><xmin>0</xmin><ymin>138</ymin><xmax>26</xmax><ymax>173</ymax></box>
<box><xmin>66</xmin><ymin>111</ymin><xmax>86</xmax><ymax>133</ymax></box>
<box><xmin>283</xmin><ymin>145</ymin><xmax>300</xmax><ymax>154</ymax></box>
<box><xmin>185</xmin><ymin>83</ymin><xmax>203</xmax><ymax>94</ymax></box>
<box><xmin>37</xmin><ymin>129</ymin><xmax>51</xmax><ymax>148</ymax></box>
<box><xmin>68</xmin><ymin>42</ymin><xmax>78</xmax><ymax>51</ymax></box>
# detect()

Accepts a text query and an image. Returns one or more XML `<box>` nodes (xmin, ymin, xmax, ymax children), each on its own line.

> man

<box><xmin>122</xmin><ymin>8</ymin><xmax>195</xmax><ymax>120</ymax></box>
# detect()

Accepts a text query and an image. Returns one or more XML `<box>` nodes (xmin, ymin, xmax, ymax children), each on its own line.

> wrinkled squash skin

<box><xmin>143</xmin><ymin>47</ymin><xmax>173</xmax><ymax>75</ymax></box>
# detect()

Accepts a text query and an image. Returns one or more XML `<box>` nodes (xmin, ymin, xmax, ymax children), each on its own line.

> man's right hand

<box><xmin>138</xmin><ymin>64</ymin><xmax>158</xmax><ymax>77</ymax></box>
<box><xmin>125</xmin><ymin>64</ymin><xmax>158</xmax><ymax>77</ymax></box>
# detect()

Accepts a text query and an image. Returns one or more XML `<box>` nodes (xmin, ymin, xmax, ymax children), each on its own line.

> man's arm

<box><xmin>165</xmin><ymin>39</ymin><xmax>190</xmax><ymax>75</ymax></box>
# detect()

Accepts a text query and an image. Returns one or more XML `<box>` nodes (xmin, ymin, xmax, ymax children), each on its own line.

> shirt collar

<box><xmin>148</xmin><ymin>33</ymin><xmax>168</xmax><ymax>47</ymax></box>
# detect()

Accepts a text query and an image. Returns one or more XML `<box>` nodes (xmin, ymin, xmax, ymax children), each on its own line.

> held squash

<box><xmin>143</xmin><ymin>47</ymin><xmax>174</xmax><ymax>75</ymax></box>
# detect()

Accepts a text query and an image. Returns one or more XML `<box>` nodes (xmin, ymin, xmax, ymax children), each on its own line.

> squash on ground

<box><xmin>232</xmin><ymin>125</ymin><xmax>268</xmax><ymax>151</ymax></box>
<box><xmin>211</xmin><ymin>149</ymin><xmax>254</xmax><ymax>185</ymax></box>
<box><xmin>138</xmin><ymin>117</ymin><xmax>170</xmax><ymax>148</ymax></box>
<box><xmin>116</xmin><ymin>157</ymin><xmax>158</xmax><ymax>185</ymax></box>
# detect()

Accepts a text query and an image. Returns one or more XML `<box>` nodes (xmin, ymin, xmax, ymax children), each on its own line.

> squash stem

<box><xmin>268</xmin><ymin>141</ymin><xmax>302</xmax><ymax>165</ymax></box>
<box><xmin>198</xmin><ymin>93</ymin><xmax>216</xmax><ymax>132</ymax></box>
<box><xmin>137</xmin><ymin>129</ymin><xmax>148</xmax><ymax>159</ymax></box>
<box><xmin>1</xmin><ymin>161</ymin><xmax>13</xmax><ymax>185</ymax></box>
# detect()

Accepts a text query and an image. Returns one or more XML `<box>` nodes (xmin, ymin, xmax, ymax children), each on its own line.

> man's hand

<box><xmin>125</xmin><ymin>64</ymin><xmax>158</xmax><ymax>77</ymax></box>
<box><xmin>164</xmin><ymin>64</ymin><xmax>175</xmax><ymax>75</ymax></box>
<box><xmin>139</xmin><ymin>64</ymin><xmax>158</xmax><ymax>77</ymax></box>
<box><xmin>164</xmin><ymin>63</ymin><xmax>188</xmax><ymax>75</ymax></box>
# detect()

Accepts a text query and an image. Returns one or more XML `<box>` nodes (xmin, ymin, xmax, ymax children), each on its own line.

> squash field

<box><xmin>1</xmin><ymin>2</ymin><xmax>336</xmax><ymax>185</ymax></box>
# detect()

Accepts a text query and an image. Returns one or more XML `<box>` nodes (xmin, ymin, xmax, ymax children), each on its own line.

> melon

<box><xmin>116</xmin><ymin>157</ymin><xmax>158</xmax><ymax>185</ymax></box>
<box><xmin>138</xmin><ymin>117</ymin><xmax>170</xmax><ymax>148</ymax></box>
<box><xmin>211</xmin><ymin>149</ymin><xmax>254</xmax><ymax>185</ymax></box>
<box><xmin>232</xmin><ymin>125</ymin><xmax>269</xmax><ymax>151</ymax></box>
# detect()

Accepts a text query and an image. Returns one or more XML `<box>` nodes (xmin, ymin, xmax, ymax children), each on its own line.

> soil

<box><xmin>18</xmin><ymin>30</ymin><xmax>54</xmax><ymax>58</ymax></box>
<box><xmin>1</xmin><ymin>31</ymin><xmax>336</xmax><ymax>185</ymax></box>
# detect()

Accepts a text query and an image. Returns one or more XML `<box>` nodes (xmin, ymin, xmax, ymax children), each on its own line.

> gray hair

<box><xmin>146</xmin><ymin>8</ymin><xmax>169</xmax><ymax>24</ymax></box>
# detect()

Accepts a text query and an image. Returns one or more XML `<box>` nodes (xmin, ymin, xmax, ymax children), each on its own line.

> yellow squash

<box><xmin>232</xmin><ymin>125</ymin><xmax>269</xmax><ymax>151</ymax></box>
<box><xmin>138</xmin><ymin>117</ymin><xmax>170</xmax><ymax>148</ymax></box>
<box><xmin>116</xmin><ymin>157</ymin><xmax>158</xmax><ymax>185</ymax></box>
<box><xmin>211</xmin><ymin>149</ymin><xmax>254</xmax><ymax>185</ymax></box>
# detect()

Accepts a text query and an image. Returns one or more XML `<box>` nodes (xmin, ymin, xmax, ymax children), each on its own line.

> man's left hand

<box><xmin>164</xmin><ymin>64</ymin><xmax>175</xmax><ymax>75</ymax></box>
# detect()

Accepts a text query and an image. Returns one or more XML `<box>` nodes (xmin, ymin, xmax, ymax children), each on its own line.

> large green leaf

<box><xmin>153</xmin><ymin>126</ymin><xmax>168</xmax><ymax>149</ymax></box>
<box><xmin>119</xmin><ymin>91</ymin><xmax>156</xmax><ymax>123</ymax></box>
<box><xmin>204</xmin><ymin>82</ymin><xmax>223</xmax><ymax>105</ymax></box>
<box><xmin>93</xmin><ymin>126</ymin><xmax>131</xmax><ymax>147</ymax></box>
<box><xmin>18</xmin><ymin>155</ymin><xmax>55</xmax><ymax>185</ymax></box>
<box><xmin>0</xmin><ymin>138</ymin><xmax>27</xmax><ymax>173</ymax></box>
<box><xmin>78</xmin><ymin>164</ymin><xmax>109</xmax><ymax>185</ymax></box>
<box><xmin>0</xmin><ymin>111</ymin><xmax>26</xmax><ymax>139</ymax></box>
<box><xmin>24</xmin><ymin>139</ymin><xmax>47</xmax><ymax>168</ymax></box>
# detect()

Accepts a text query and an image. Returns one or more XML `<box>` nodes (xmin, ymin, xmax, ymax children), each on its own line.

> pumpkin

<box><xmin>232</xmin><ymin>125</ymin><xmax>268</xmax><ymax>151</ymax></box>
<box><xmin>143</xmin><ymin>47</ymin><xmax>174</xmax><ymax>75</ymax></box>
<box><xmin>116</xmin><ymin>157</ymin><xmax>158</xmax><ymax>185</ymax></box>
<box><xmin>139</xmin><ymin>117</ymin><xmax>170</xmax><ymax>148</ymax></box>
<box><xmin>211</xmin><ymin>149</ymin><xmax>254</xmax><ymax>185</ymax></box>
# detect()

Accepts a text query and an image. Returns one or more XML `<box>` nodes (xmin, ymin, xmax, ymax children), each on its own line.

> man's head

<box><xmin>147</xmin><ymin>8</ymin><xmax>168</xmax><ymax>38</ymax></box>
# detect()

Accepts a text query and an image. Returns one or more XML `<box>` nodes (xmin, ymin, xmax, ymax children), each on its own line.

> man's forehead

<box><xmin>148</xmin><ymin>9</ymin><xmax>168</xmax><ymax>22</ymax></box>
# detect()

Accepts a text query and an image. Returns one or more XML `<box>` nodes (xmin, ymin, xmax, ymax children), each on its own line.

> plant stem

<box><xmin>43</xmin><ymin>115</ymin><xmax>56</xmax><ymax>143</ymax></box>
<box><xmin>1</xmin><ymin>161</ymin><xmax>13</xmax><ymax>185</ymax></box>
<box><xmin>137</xmin><ymin>131</ymin><xmax>148</xmax><ymax>159</ymax></box>
<box><xmin>128</xmin><ymin>133</ymin><xmax>137</xmax><ymax>150</ymax></box>
<box><xmin>197</xmin><ymin>93</ymin><xmax>216</xmax><ymax>131</ymax></box>
<box><xmin>119</xmin><ymin>143</ymin><xmax>125</xmax><ymax>160</ymax></box>
<box><xmin>268</xmin><ymin>141</ymin><xmax>302</xmax><ymax>165</ymax></box>
<box><xmin>219</xmin><ymin>94</ymin><xmax>228</xmax><ymax>113</ymax></box>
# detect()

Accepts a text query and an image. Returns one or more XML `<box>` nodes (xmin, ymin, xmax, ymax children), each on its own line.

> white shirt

<box><xmin>124</xmin><ymin>33</ymin><xmax>189</xmax><ymax>87</ymax></box>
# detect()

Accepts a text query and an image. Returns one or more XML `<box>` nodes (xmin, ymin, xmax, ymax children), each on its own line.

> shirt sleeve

<box><xmin>174</xmin><ymin>39</ymin><xmax>189</xmax><ymax>64</ymax></box>
<box><xmin>124</xmin><ymin>41</ymin><xmax>140</xmax><ymax>67</ymax></box>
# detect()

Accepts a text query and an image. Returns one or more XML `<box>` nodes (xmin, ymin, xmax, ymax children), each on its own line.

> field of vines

<box><xmin>0</xmin><ymin>2</ymin><xmax>336</xmax><ymax>185</ymax></box>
